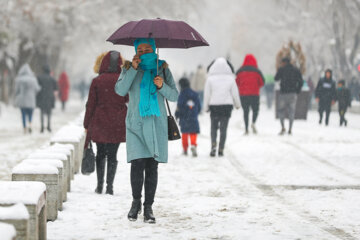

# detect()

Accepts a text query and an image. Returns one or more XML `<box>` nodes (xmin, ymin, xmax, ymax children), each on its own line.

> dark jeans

<box><xmin>96</xmin><ymin>143</ymin><xmax>120</xmax><ymax>187</ymax></box>
<box><xmin>20</xmin><ymin>108</ymin><xmax>33</xmax><ymax>128</ymax></box>
<box><xmin>319</xmin><ymin>102</ymin><xmax>331</xmax><ymax>125</ymax></box>
<box><xmin>240</xmin><ymin>96</ymin><xmax>260</xmax><ymax>131</ymax></box>
<box><xmin>339</xmin><ymin>107</ymin><xmax>347</xmax><ymax>126</ymax></box>
<box><xmin>131</xmin><ymin>158</ymin><xmax>158</xmax><ymax>206</ymax></box>
<box><xmin>40</xmin><ymin>109</ymin><xmax>52</xmax><ymax>130</ymax></box>
<box><xmin>210</xmin><ymin>116</ymin><xmax>230</xmax><ymax>150</ymax></box>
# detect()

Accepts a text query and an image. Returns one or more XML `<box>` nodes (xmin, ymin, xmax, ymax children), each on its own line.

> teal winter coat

<box><xmin>115</xmin><ymin>61</ymin><xmax>179</xmax><ymax>163</ymax></box>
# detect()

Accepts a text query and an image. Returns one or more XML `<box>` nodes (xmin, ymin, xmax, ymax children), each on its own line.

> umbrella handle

<box><xmin>156</xmin><ymin>48</ymin><xmax>159</xmax><ymax>75</ymax></box>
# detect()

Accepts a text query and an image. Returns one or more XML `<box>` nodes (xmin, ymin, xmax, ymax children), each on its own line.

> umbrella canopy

<box><xmin>107</xmin><ymin>18</ymin><xmax>209</xmax><ymax>48</ymax></box>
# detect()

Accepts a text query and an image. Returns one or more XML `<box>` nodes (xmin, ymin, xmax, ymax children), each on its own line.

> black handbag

<box><xmin>81</xmin><ymin>141</ymin><xmax>95</xmax><ymax>175</ymax></box>
<box><xmin>163</xmin><ymin>69</ymin><xmax>181</xmax><ymax>141</ymax></box>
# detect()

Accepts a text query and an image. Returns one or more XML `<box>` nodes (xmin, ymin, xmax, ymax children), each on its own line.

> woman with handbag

<box><xmin>83</xmin><ymin>51</ymin><xmax>128</xmax><ymax>195</ymax></box>
<box><xmin>115</xmin><ymin>38</ymin><xmax>179</xmax><ymax>223</ymax></box>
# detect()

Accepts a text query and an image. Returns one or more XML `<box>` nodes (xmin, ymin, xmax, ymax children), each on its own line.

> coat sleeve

<box><xmin>315</xmin><ymin>79</ymin><xmax>321</xmax><ymax>98</ymax></box>
<box><xmin>258</xmin><ymin>70</ymin><xmax>265</xmax><ymax>87</ymax></box>
<box><xmin>231</xmin><ymin>79</ymin><xmax>241</xmax><ymax>109</ymax></box>
<box><xmin>331</xmin><ymin>82</ymin><xmax>337</xmax><ymax>101</ymax></box>
<box><xmin>158</xmin><ymin>68</ymin><xmax>179</xmax><ymax>102</ymax></box>
<box><xmin>274</xmin><ymin>68</ymin><xmax>281</xmax><ymax>81</ymax></box>
<box><xmin>203</xmin><ymin>79</ymin><xmax>211</xmax><ymax>112</ymax></box>
<box><xmin>83</xmin><ymin>79</ymin><xmax>97</xmax><ymax>129</ymax></box>
<box><xmin>297</xmin><ymin>70</ymin><xmax>303</xmax><ymax>93</ymax></box>
<box><xmin>115</xmin><ymin>67</ymin><xmax>138</xmax><ymax>96</ymax></box>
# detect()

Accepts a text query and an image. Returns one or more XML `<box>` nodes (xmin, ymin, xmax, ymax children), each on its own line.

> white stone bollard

<box><xmin>0</xmin><ymin>181</ymin><xmax>47</xmax><ymax>240</ymax></box>
<box><xmin>46</xmin><ymin>144</ymin><xmax>74</xmax><ymax>191</ymax></box>
<box><xmin>12</xmin><ymin>163</ymin><xmax>59</xmax><ymax>221</ymax></box>
<box><xmin>22</xmin><ymin>159</ymin><xmax>64</xmax><ymax>211</ymax></box>
<box><xmin>0</xmin><ymin>222</ymin><xmax>16</xmax><ymax>240</ymax></box>
<box><xmin>0</xmin><ymin>203</ymin><xmax>30</xmax><ymax>240</ymax></box>
<box><xmin>28</xmin><ymin>151</ymin><xmax>69</xmax><ymax>202</ymax></box>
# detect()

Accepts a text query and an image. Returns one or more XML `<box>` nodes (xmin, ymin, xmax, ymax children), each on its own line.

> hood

<box><xmin>17</xmin><ymin>64</ymin><xmax>35</xmax><ymax>78</ymax></box>
<box><xmin>208</xmin><ymin>57</ymin><xmax>234</xmax><ymax>76</ymax></box>
<box><xmin>242</xmin><ymin>54</ymin><xmax>258</xmax><ymax>68</ymax></box>
<box><xmin>99</xmin><ymin>51</ymin><xmax>123</xmax><ymax>74</ymax></box>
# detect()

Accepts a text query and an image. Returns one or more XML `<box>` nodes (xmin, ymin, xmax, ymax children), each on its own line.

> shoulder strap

<box><xmin>162</xmin><ymin>69</ymin><xmax>172</xmax><ymax>117</ymax></box>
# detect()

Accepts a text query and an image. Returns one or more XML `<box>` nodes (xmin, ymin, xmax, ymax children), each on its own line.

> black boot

<box><xmin>210</xmin><ymin>142</ymin><xmax>216</xmax><ymax>157</ymax></box>
<box><xmin>105</xmin><ymin>161</ymin><xmax>118</xmax><ymax>195</ymax></box>
<box><xmin>128</xmin><ymin>199</ymin><xmax>142</xmax><ymax>221</ymax></box>
<box><xmin>144</xmin><ymin>205</ymin><xmax>156</xmax><ymax>224</ymax></box>
<box><xmin>218</xmin><ymin>149</ymin><xmax>224</xmax><ymax>157</ymax></box>
<box><xmin>95</xmin><ymin>156</ymin><xmax>105</xmax><ymax>194</ymax></box>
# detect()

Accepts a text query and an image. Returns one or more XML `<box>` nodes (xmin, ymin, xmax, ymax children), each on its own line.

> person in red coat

<box><xmin>236</xmin><ymin>54</ymin><xmax>264</xmax><ymax>134</ymax></box>
<box><xmin>83</xmin><ymin>51</ymin><xmax>128</xmax><ymax>195</ymax></box>
<box><xmin>58</xmin><ymin>71</ymin><xmax>70</xmax><ymax>111</ymax></box>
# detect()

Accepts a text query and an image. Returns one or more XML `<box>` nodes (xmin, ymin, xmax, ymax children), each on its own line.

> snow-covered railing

<box><xmin>0</xmin><ymin>203</ymin><xmax>29</xmax><ymax>240</ymax></box>
<box><xmin>0</xmin><ymin>181</ymin><xmax>47</xmax><ymax>240</ymax></box>
<box><xmin>12</xmin><ymin>163</ymin><xmax>59</xmax><ymax>221</ymax></box>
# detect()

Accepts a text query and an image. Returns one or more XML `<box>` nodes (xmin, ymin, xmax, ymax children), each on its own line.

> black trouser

<box><xmin>130</xmin><ymin>158</ymin><xmax>158</xmax><ymax>206</ymax></box>
<box><xmin>240</xmin><ymin>96</ymin><xmax>260</xmax><ymax>131</ymax></box>
<box><xmin>40</xmin><ymin>109</ymin><xmax>52</xmax><ymax>130</ymax></box>
<box><xmin>319</xmin><ymin>101</ymin><xmax>331</xmax><ymax>125</ymax></box>
<box><xmin>61</xmin><ymin>101</ymin><xmax>66</xmax><ymax>111</ymax></box>
<box><xmin>210</xmin><ymin>116</ymin><xmax>230</xmax><ymax>151</ymax></box>
<box><xmin>96</xmin><ymin>143</ymin><xmax>120</xmax><ymax>187</ymax></box>
<box><xmin>339</xmin><ymin>107</ymin><xmax>348</xmax><ymax>126</ymax></box>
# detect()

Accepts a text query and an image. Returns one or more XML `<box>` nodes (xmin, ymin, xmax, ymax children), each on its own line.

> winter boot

<box><xmin>244</xmin><ymin>129</ymin><xmax>249</xmax><ymax>135</ymax></box>
<box><xmin>183</xmin><ymin>149</ymin><xmax>188</xmax><ymax>156</ymax></box>
<box><xmin>95</xmin><ymin>157</ymin><xmax>105</xmax><ymax>194</ymax></box>
<box><xmin>128</xmin><ymin>199</ymin><xmax>142</xmax><ymax>221</ymax></box>
<box><xmin>191</xmin><ymin>145</ymin><xmax>197</xmax><ymax>157</ymax></box>
<box><xmin>105</xmin><ymin>161</ymin><xmax>118</xmax><ymax>195</ymax></box>
<box><xmin>210</xmin><ymin>143</ymin><xmax>216</xmax><ymax>157</ymax></box>
<box><xmin>47</xmin><ymin>126</ymin><xmax>52</xmax><ymax>132</ymax></box>
<box><xmin>40</xmin><ymin>127</ymin><xmax>44</xmax><ymax>133</ymax></box>
<box><xmin>279</xmin><ymin>128</ymin><xmax>286</xmax><ymax>136</ymax></box>
<box><xmin>28</xmin><ymin>123</ymin><xmax>32</xmax><ymax>134</ymax></box>
<box><xmin>218</xmin><ymin>149</ymin><xmax>224</xmax><ymax>157</ymax></box>
<box><xmin>251</xmin><ymin>123</ymin><xmax>257</xmax><ymax>134</ymax></box>
<box><xmin>144</xmin><ymin>205</ymin><xmax>156</xmax><ymax>224</ymax></box>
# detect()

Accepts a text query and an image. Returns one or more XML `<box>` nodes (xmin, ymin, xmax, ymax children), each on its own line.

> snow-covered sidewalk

<box><xmin>0</xmin><ymin>99</ymin><xmax>85</xmax><ymax>180</ymax></box>
<box><xmin>44</xmin><ymin>105</ymin><xmax>360</xmax><ymax>240</ymax></box>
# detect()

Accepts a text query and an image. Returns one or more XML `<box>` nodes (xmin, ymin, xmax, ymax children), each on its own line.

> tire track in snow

<box><xmin>283</xmin><ymin>141</ymin><xmax>360</xmax><ymax>182</ymax></box>
<box><xmin>226</xmin><ymin>150</ymin><xmax>357</xmax><ymax>240</ymax></box>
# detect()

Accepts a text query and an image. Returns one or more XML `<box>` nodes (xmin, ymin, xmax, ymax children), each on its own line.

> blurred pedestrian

<box><xmin>235</xmin><ymin>54</ymin><xmax>264</xmax><ymax>134</ymax></box>
<box><xmin>204</xmin><ymin>57</ymin><xmax>241</xmax><ymax>157</ymax></box>
<box><xmin>315</xmin><ymin>69</ymin><xmax>336</xmax><ymax>126</ymax></box>
<box><xmin>264</xmin><ymin>74</ymin><xmax>275</xmax><ymax>109</ymax></box>
<box><xmin>14</xmin><ymin>64</ymin><xmax>40</xmax><ymax>134</ymax></box>
<box><xmin>36</xmin><ymin>65</ymin><xmax>58</xmax><ymax>133</ymax></box>
<box><xmin>191</xmin><ymin>65</ymin><xmax>207</xmax><ymax>109</ymax></box>
<box><xmin>307</xmin><ymin>77</ymin><xmax>315</xmax><ymax>110</ymax></box>
<box><xmin>175</xmin><ymin>77</ymin><xmax>201</xmax><ymax>157</ymax></box>
<box><xmin>58</xmin><ymin>71</ymin><xmax>70</xmax><ymax>111</ymax></box>
<box><xmin>275</xmin><ymin>57</ymin><xmax>303</xmax><ymax>135</ymax></box>
<box><xmin>84</xmin><ymin>51</ymin><xmax>128</xmax><ymax>195</ymax></box>
<box><xmin>115</xmin><ymin>38</ymin><xmax>179</xmax><ymax>223</ymax></box>
<box><xmin>78</xmin><ymin>79</ymin><xmax>88</xmax><ymax>101</ymax></box>
<box><xmin>336</xmin><ymin>80</ymin><xmax>351</xmax><ymax>127</ymax></box>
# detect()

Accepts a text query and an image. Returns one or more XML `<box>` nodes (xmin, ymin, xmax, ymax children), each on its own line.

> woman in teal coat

<box><xmin>115</xmin><ymin>38</ymin><xmax>178</xmax><ymax>224</ymax></box>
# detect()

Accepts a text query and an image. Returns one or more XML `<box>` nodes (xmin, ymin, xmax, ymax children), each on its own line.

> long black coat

<box><xmin>37</xmin><ymin>74</ymin><xmax>58</xmax><ymax>112</ymax></box>
<box><xmin>275</xmin><ymin>64</ymin><xmax>303</xmax><ymax>94</ymax></box>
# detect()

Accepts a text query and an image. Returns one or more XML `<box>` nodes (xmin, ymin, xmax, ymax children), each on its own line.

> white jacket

<box><xmin>203</xmin><ymin>58</ymin><xmax>241</xmax><ymax>112</ymax></box>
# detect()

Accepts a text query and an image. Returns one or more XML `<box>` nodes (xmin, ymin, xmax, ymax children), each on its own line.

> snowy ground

<box><xmin>1</xmin><ymin>99</ymin><xmax>360</xmax><ymax>239</ymax></box>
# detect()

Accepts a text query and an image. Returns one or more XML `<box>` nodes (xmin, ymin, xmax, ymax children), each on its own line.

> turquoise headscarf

<box><xmin>134</xmin><ymin>38</ymin><xmax>164</xmax><ymax>117</ymax></box>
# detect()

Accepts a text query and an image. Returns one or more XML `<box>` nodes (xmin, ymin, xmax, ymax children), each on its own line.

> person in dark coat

<box><xmin>175</xmin><ymin>77</ymin><xmax>201</xmax><ymax>157</ymax></box>
<box><xmin>315</xmin><ymin>69</ymin><xmax>336</xmax><ymax>126</ymax></box>
<box><xmin>36</xmin><ymin>65</ymin><xmax>58</xmax><ymax>133</ymax></box>
<box><xmin>84</xmin><ymin>51</ymin><xmax>128</xmax><ymax>195</ymax></box>
<box><xmin>236</xmin><ymin>54</ymin><xmax>264</xmax><ymax>134</ymax></box>
<box><xmin>336</xmin><ymin>80</ymin><xmax>351</xmax><ymax>126</ymax></box>
<box><xmin>275</xmin><ymin>57</ymin><xmax>303</xmax><ymax>135</ymax></box>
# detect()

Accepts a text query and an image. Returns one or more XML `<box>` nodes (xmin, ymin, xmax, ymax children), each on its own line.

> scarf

<box><xmin>134</xmin><ymin>38</ymin><xmax>164</xmax><ymax>117</ymax></box>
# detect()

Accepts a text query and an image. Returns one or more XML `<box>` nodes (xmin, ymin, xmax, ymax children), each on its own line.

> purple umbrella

<box><xmin>107</xmin><ymin>18</ymin><xmax>209</xmax><ymax>49</ymax></box>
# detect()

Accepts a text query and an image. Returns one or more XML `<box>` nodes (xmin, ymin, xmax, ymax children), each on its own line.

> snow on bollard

<box><xmin>12</xmin><ymin>163</ymin><xmax>59</xmax><ymax>221</ymax></box>
<box><xmin>28</xmin><ymin>151</ymin><xmax>69</xmax><ymax>201</ymax></box>
<box><xmin>46</xmin><ymin>144</ymin><xmax>74</xmax><ymax>190</ymax></box>
<box><xmin>0</xmin><ymin>222</ymin><xmax>16</xmax><ymax>240</ymax></box>
<box><xmin>0</xmin><ymin>203</ymin><xmax>29</xmax><ymax>240</ymax></box>
<box><xmin>0</xmin><ymin>181</ymin><xmax>47</xmax><ymax>240</ymax></box>
<box><xmin>50</xmin><ymin>134</ymin><xmax>82</xmax><ymax>175</ymax></box>
<box><xmin>22</xmin><ymin>159</ymin><xmax>64</xmax><ymax>211</ymax></box>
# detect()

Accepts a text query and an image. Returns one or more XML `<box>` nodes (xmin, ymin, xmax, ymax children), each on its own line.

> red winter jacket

<box><xmin>235</xmin><ymin>54</ymin><xmax>264</xmax><ymax>96</ymax></box>
<box><xmin>83</xmin><ymin>51</ymin><xmax>128</xmax><ymax>144</ymax></box>
<box><xmin>58</xmin><ymin>72</ymin><xmax>70</xmax><ymax>102</ymax></box>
